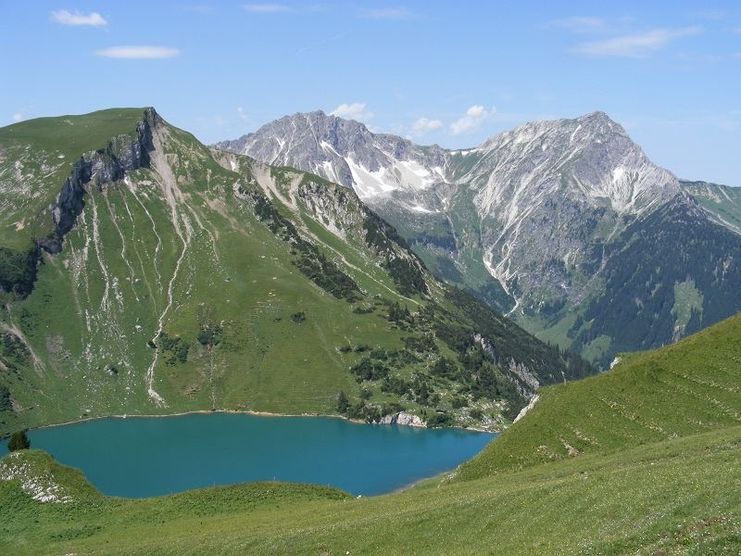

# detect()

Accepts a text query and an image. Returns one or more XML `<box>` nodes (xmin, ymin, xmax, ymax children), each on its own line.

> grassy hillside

<box><xmin>460</xmin><ymin>311</ymin><xmax>741</xmax><ymax>479</ymax></box>
<box><xmin>0</xmin><ymin>108</ymin><xmax>588</xmax><ymax>435</ymax></box>
<box><xmin>0</xmin><ymin>315</ymin><xmax>738</xmax><ymax>554</ymax></box>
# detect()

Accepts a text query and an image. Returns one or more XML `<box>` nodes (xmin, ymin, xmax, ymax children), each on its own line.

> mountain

<box><xmin>0</xmin><ymin>108</ymin><xmax>592</xmax><ymax>435</ymax></box>
<box><xmin>219</xmin><ymin>111</ymin><xmax>741</xmax><ymax>367</ymax></box>
<box><xmin>216</xmin><ymin>110</ymin><xmax>450</xmax><ymax>201</ymax></box>
<box><xmin>3</xmin><ymin>313</ymin><xmax>738</xmax><ymax>553</ymax></box>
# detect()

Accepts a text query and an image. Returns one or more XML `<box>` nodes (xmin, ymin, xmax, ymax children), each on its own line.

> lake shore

<box><xmin>11</xmin><ymin>407</ymin><xmax>500</xmax><ymax>436</ymax></box>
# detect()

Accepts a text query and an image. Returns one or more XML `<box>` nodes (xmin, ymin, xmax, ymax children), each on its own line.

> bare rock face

<box><xmin>218</xmin><ymin>112</ymin><xmax>685</xmax><ymax>311</ymax></box>
<box><xmin>379</xmin><ymin>411</ymin><xmax>425</xmax><ymax>427</ymax></box>
<box><xmin>459</xmin><ymin>111</ymin><xmax>682</xmax><ymax>310</ymax></box>
<box><xmin>215</xmin><ymin>110</ymin><xmax>448</xmax><ymax>202</ymax></box>
<box><xmin>39</xmin><ymin>109</ymin><xmax>159</xmax><ymax>254</ymax></box>
<box><xmin>513</xmin><ymin>394</ymin><xmax>539</xmax><ymax>423</ymax></box>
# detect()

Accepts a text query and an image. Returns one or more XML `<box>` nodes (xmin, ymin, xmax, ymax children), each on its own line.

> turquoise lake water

<box><xmin>0</xmin><ymin>413</ymin><xmax>494</xmax><ymax>498</ymax></box>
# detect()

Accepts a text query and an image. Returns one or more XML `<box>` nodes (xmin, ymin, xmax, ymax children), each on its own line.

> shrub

<box><xmin>0</xmin><ymin>386</ymin><xmax>11</xmax><ymax>412</ymax></box>
<box><xmin>0</xmin><ymin>245</ymin><xmax>40</xmax><ymax>298</ymax></box>
<box><xmin>8</xmin><ymin>430</ymin><xmax>30</xmax><ymax>451</ymax></box>
<box><xmin>345</xmin><ymin>400</ymin><xmax>382</xmax><ymax>423</ymax></box>
<box><xmin>381</xmin><ymin>402</ymin><xmax>404</xmax><ymax>415</ymax></box>
<box><xmin>337</xmin><ymin>391</ymin><xmax>349</xmax><ymax>413</ymax></box>
<box><xmin>430</xmin><ymin>356</ymin><xmax>459</xmax><ymax>379</ymax></box>
<box><xmin>387</xmin><ymin>302</ymin><xmax>412</xmax><ymax>325</ymax></box>
<box><xmin>381</xmin><ymin>375</ymin><xmax>412</xmax><ymax>396</ymax></box>
<box><xmin>158</xmin><ymin>332</ymin><xmax>189</xmax><ymax>365</ymax></box>
<box><xmin>403</xmin><ymin>335</ymin><xmax>438</xmax><ymax>354</ymax></box>
<box><xmin>412</xmin><ymin>374</ymin><xmax>432</xmax><ymax>405</ymax></box>
<box><xmin>427</xmin><ymin>411</ymin><xmax>454</xmax><ymax>428</ymax></box>
<box><xmin>350</xmin><ymin>358</ymin><xmax>390</xmax><ymax>382</ymax></box>
<box><xmin>197</xmin><ymin>324</ymin><xmax>223</xmax><ymax>347</ymax></box>
<box><xmin>451</xmin><ymin>396</ymin><xmax>468</xmax><ymax>409</ymax></box>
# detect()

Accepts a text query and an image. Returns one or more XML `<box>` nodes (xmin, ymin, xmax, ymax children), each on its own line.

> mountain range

<box><xmin>218</xmin><ymin>111</ymin><xmax>741</xmax><ymax>366</ymax></box>
<box><xmin>0</xmin><ymin>108</ymin><xmax>591</xmax><ymax>435</ymax></box>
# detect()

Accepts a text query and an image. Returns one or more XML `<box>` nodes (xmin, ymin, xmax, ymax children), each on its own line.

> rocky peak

<box><xmin>471</xmin><ymin>111</ymin><xmax>680</xmax><ymax>217</ymax></box>
<box><xmin>217</xmin><ymin>110</ymin><xmax>448</xmax><ymax>200</ymax></box>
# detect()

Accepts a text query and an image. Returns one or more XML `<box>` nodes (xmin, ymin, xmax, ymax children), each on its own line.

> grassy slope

<box><xmin>459</xmin><ymin>312</ymin><xmax>741</xmax><ymax>479</ymax></box>
<box><xmin>0</xmin><ymin>111</ymin><xmax>414</xmax><ymax>432</ymax></box>
<box><xmin>682</xmin><ymin>180</ymin><xmax>741</xmax><ymax>235</ymax></box>
<box><xmin>0</xmin><ymin>108</ymin><xmax>145</xmax><ymax>249</ymax></box>
<box><xmin>1</xmin><ymin>314</ymin><xmax>738</xmax><ymax>554</ymax></box>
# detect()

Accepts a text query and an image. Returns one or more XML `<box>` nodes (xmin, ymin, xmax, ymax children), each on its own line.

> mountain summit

<box><xmin>470</xmin><ymin>111</ymin><xmax>680</xmax><ymax>217</ymax></box>
<box><xmin>218</xmin><ymin>110</ymin><xmax>679</xmax><ymax>215</ymax></box>
<box><xmin>218</xmin><ymin>111</ymin><xmax>740</xmax><ymax>366</ymax></box>
<box><xmin>216</xmin><ymin>110</ymin><xmax>448</xmax><ymax>200</ymax></box>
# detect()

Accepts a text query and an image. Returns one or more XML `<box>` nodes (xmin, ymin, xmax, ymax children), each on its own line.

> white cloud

<box><xmin>358</xmin><ymin>7</ymin><xmax>413</xmax><ymax>20</ymax></box>
<box><xmin>450</xmin><ymin>105</ymin><xmax>495</xmax><ymax>135</ymax></box>
<box><xmin>237</xmin><ymin>107</ymin><xmax>248</xmax><ymax>121</ymax></box>
<box><xmin>411</xmin><ymin>117</ymin><xmax>443</xmax><ymax>134</ymax></box>
<box><xmin>12</xmin><ymin>113</ymin><xmax>24</xmax><ymax>123</ymax></box>
<box><xmin>242</xmin><ymin>4</ymin><xmax>293</xmax><ymax>13</ymax></box>
<box><xmin>50</xmin><ymin>9</ymin><xmax>108</xmax><ymax>27</ymax></box>
<box><xmin>572</xmin><ymin>27</ymin><xmax>701</xmax><ymax>57</ymax></box>
<box><xmin>547</xmin><ymin>16</ymin><xmax>605</xmax><ymax>33</ymax></box>
<box><xmin>95</xmin><ymin>46</ymin><xmax>180</xmax><ymax>59</ymax></box>
<box><xmin>330</xmin><ymin>102</ymin><xmax>373</xmax><ymax>122</ymax></box>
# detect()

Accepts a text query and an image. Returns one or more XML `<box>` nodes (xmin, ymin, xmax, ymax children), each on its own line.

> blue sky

<box><xmin>2</xmin><ymin>1</ymin><xmax>740</xmax><ymax>185</ymax></box>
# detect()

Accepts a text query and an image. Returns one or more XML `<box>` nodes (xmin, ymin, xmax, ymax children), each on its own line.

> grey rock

<box><xmin>379</xmin><ymin>411</ymin><xmax>425</xmax><ymax>427</ymax></box>
<box><xmin>40</xmin><ymin>108</ymin><xmax>158</xmax><ymax>254</ymax></box>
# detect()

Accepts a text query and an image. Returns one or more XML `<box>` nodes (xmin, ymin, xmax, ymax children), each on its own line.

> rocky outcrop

<box><xmin>513</xmin><ymin>394</ymin><xmax>539</xmax><ymax>423</ymax></box>
<box><xmin>0</xmin><ymin>452</ymin><xmax>72</xmax><ymax>503</ymax></box>
<box><xmin>378</xmin><ymin>411</ymin><xmax>425</xmax><ymax>427</ymax></box>
<box><xmin>506</xmin><ymin>358</ymin><xmax>542</xmax><ymax>399</ymax></box>
<box><xmin>39</xmin><ymin>108</ymin><xmax>159</xmax><ymax>254</ymax></box>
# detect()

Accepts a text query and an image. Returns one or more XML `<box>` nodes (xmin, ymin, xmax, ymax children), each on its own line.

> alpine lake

<box><xmin>0</xmin><ymin>412</ymin><xmax>494</xmax><ymax>498</ymax></box>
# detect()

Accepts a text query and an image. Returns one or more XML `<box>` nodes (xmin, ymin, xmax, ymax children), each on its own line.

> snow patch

<box><xmin>345</xmin><ymin>157</ymin><xmax>396</xmax><ymax>198</ymax></box>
